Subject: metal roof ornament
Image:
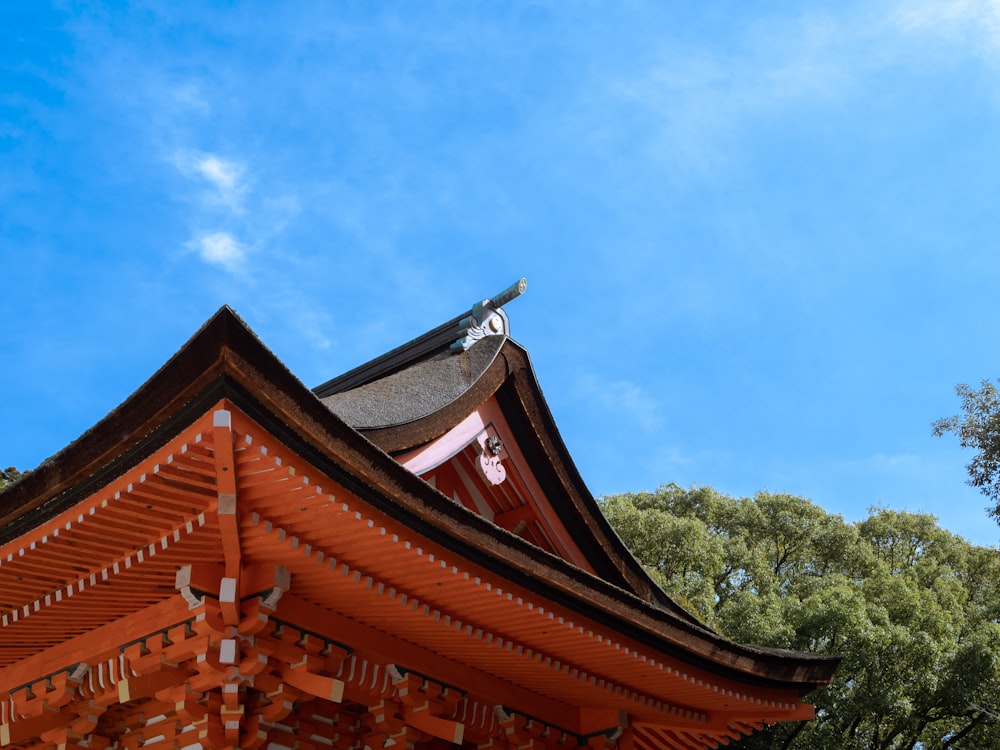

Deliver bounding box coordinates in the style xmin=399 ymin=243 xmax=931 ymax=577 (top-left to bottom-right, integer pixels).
xmin=450 ymin=278 xmax=527 ymax=353
xmin=477 ymin=432 xmax=507 ymax=486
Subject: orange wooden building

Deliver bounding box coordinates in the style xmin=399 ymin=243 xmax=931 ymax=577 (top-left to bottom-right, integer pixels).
xmin=0 ymin=282 xmax=837 ymax=750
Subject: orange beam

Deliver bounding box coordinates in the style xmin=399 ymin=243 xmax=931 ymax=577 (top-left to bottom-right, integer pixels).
xmin=275 ymin=593 xmax=580 ymax=733
xmin=213 ymin=408 xmax=242 ymax=587
xmin=493 ymin=505 xmax=537 ymax=531
xmin=0 ymin=595 xmax=191 ymax=689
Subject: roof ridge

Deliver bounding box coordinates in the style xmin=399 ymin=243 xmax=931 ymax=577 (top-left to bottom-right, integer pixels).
xmin=312 ymin=278 xmax=526 ymax=397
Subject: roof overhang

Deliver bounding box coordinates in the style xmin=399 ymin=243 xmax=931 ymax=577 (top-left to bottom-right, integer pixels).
xmin=0 ymin=307 xmax=839 ymax=749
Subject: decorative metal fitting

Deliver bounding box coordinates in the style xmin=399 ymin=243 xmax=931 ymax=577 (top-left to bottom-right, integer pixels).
xmin=450 ymin=278 xmax=527 ymax=352
xmin=485 ymin=435 xmax=503 ymax=456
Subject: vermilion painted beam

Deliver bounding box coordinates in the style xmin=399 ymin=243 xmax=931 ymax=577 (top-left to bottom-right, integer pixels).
xmin=213 ymin=408 xmax=242 ymax=616
xmin=402 ymin=705 xmax=464 ymax=744
xmin=275 ymin=592 xmax=581 ymax=733
xmin=0 ymin=595 xmax=191 ymax=690
xmin=493 ymin=504 xmax=537 ymax=530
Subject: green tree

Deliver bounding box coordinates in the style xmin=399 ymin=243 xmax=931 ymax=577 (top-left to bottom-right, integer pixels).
xmin=601 ymin=484 xmax=1000 ymax=750
xmin=0 ymin=466 xmax=21 ymax=492
xmin=933 ymin=379 xmax=1000 ymax=522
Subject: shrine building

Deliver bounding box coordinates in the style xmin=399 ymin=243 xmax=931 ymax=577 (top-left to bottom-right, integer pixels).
xmin=0 ymin=280 xmax=838 ymax=750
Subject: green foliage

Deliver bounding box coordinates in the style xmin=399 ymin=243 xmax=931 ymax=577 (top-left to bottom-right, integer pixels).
xmin=0 ymin=466 xmax=21 ymax=492
xmin=933 ymin=379 xmax=1000 ymax=521
xmin=601 ymin=484 xmax=1000 ymax=750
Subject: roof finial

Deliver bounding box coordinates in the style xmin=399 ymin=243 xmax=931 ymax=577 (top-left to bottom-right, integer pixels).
xmin=450 ymin=278 xmax=527 ymax=352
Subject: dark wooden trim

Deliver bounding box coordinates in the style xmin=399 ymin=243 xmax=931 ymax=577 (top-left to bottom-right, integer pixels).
xmin=312 ymin=313 xmax=467 ymax=397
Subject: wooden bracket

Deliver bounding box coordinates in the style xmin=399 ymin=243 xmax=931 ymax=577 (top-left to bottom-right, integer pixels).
xmin=213 ymin=409 xmax=243 ymax=627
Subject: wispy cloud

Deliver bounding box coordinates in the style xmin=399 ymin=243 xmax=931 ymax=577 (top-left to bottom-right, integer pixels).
xmin=173 ymin=150 xmax=247 ymax=212
xmin=595 ymin=1 xmax=1000 ymax=180
xmin=597 ymin=12 xmax=860 ymax=176
xmin=576 ymin=374 xmax=662 ymax=434
xmin=187 ymin=232 xmax=246 ymax=273
xmin=892 ymin=0 xmax=1000 ymax=63
xmin=170 ymin=148 xmax=258 ymax=275
xmin=168 ymin=82 xmax=210 ymax=115
xmin=893 ymin=0 xmax=1000 ymax=34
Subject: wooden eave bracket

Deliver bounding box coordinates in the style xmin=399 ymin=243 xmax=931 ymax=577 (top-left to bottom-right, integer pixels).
xmin=495 ymin=705 xmax=578 ymax=750
xmin=6 ymin=664 xmax=88 ymax=719
xmin=387 ymin=664 xmax=466 ymax=744
xmin=493 ymin=504 xmax=537 ymax=531
xmin=213 ymin=408 xmax=242 ymax=628
xmin=175 ymin=564 xmax=222 ymax=609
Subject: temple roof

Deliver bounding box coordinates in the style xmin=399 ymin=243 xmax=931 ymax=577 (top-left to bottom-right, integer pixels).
xmin=313 ymin=284 xmax=710 ymax=627
xmin=0 ymin=293 xmax=839 ymax=749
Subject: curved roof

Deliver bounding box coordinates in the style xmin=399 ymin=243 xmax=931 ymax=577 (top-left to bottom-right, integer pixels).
xmin=305 ymin=297 xmax=839 ymax=691
xmin=0 ymin=305 xmax=839 ymax=700
xmin=319 ymin=330 xmax=708 ymax=626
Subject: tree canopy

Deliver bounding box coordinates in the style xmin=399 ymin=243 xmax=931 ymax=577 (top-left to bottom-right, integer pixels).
xmin=0 ymin=466 xmax=21 ymax=492
xmin=601 ymin=484 xmax=1000 ymax=750
xmin=933 ymin=379 xmax=1000 ymax=522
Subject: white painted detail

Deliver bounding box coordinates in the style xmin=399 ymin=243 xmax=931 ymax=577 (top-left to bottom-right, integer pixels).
xmin=220 ymin=577 xmax=238 ymax=603
xmin=220 ymin=639 xmax=238 ymax=664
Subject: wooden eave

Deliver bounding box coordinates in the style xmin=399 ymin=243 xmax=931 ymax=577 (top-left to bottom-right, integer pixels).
xmin=0 ymin=401 xmax=819 ymax=750
xmin=0 ymin=307 xmax=838 ymax=699
xmin=331 ymin=337 xmax=707 ymax=630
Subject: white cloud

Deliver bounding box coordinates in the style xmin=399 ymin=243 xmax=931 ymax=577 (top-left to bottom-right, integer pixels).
xmin=196 ymin=155 xmax=242 ymax=194
xmin=172 ymin=149 xmax=256 ymax=275
xmin=188 ymin=232 xmax=246 ymax=273
xmin=173 ymin=150 xmax=247 ymax=212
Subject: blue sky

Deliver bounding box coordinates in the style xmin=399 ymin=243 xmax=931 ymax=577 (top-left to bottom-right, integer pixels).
xmin=3 ymin=2 xmax=1000 ymax=547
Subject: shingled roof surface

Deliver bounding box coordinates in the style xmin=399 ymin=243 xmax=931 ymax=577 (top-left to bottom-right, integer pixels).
xmin=321 ymin=335 xmax=505 ymax=429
